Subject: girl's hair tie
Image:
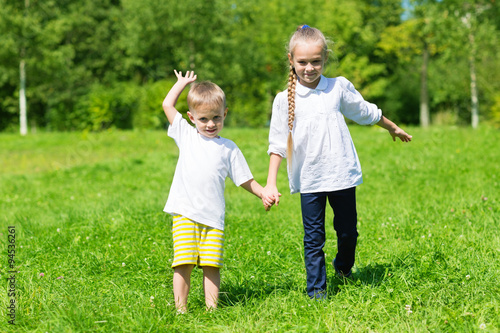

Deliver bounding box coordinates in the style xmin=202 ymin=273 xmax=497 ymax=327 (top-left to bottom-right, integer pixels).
xmin=301 ymin=25 xmax=310 ymax=29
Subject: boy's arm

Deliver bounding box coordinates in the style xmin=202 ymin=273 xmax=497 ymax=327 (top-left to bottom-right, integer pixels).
xmin=240 ymin=179 xmax=274 ymax=211
xmin=162 ymin=70 xmax=197 ymax=124
xmin=376 ymin=115 xmax=412 ymax=142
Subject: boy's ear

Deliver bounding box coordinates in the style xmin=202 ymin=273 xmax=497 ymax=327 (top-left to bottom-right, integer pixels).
xmin=223 ymin=108 xmax=228 ymax=118
xmin=187 ymin=111 xmax=195 ymax=123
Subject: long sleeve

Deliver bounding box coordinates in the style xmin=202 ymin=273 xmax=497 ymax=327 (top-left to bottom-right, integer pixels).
xmin=338 ymin=77 xmax=382 ymax=126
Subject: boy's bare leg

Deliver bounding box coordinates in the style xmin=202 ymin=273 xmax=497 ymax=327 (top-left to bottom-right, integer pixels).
xmin=202 ymin=266 xmax=220 ymax=310
xmin=173 ymin=264 xmax=195 ymax=313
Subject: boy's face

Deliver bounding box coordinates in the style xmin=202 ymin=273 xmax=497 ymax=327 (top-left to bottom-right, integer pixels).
xmin=187 ymin=105 xmax=228 ymax=139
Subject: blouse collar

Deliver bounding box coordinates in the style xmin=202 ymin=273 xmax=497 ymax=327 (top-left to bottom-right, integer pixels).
xmin=296 ymin=75 xmax=328 ymax=96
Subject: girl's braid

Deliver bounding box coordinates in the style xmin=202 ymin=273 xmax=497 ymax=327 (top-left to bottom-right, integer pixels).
xmin=285 ymin=24 xmax=329 ymax=169
xmin=287 ymin=64 xmax=297 ymax=164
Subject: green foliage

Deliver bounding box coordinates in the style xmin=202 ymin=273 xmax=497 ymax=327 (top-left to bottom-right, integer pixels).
xmin=378 ymin=65 xmax=420 ymax=124
xmin=73 ymin=82 xmax=138 ymax=131
xmin=0 ymin=127 xmax=499 ymax=331
xmin=226 ymin=79 xmax=272 ymax=127
xmin=0 ymin=0 xmax=499 ymax=130
xmin=490 ymin=94 xmax=500 ymax=128
xmin=336 ymin=54 xmax=389 ymax=100
xmin=73 ymin=80 xmax=189 ymax=131
xmin=134 ymin=80 xmax=188 ymax=130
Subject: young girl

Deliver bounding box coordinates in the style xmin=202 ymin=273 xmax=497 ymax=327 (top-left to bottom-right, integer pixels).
xmin=263 ymin=25 xmax=412 ymax=299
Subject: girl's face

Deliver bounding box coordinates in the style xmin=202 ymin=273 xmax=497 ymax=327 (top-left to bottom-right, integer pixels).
xmin=289 ymin=41 xmax=326 ymax=89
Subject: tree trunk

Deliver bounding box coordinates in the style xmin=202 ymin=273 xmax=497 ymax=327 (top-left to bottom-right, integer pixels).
xmin=419 ymin=44 xmax=430 ymax=127
xmin=461 ymin=9 xmax=479 ymax=128
xmin=469 ymin=31 xmax=479 ymax=129
xmin=20 ymin=0 xmax=29 ymax=136
xmin=19 ymin=59 xmax=27 ymax=136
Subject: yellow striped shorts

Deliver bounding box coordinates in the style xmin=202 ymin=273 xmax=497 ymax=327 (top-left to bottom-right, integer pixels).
xmin=171 ymin=215 xmax=224 ymax=268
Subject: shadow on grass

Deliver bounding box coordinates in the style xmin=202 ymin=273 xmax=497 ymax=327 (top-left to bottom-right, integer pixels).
xmin=327 ymin=262 xmax=394 ymax=295
xmin=218 ymin=263 xmax=394 ymax=306
xmin=218 ymin=278 xmax=301 ymax=308
xmin=355 ymin=262 xmax=394 ymax=286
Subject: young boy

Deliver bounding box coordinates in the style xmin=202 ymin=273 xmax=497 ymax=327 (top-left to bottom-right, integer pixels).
xmin=162 ymin=70 xmax=273 ymax=312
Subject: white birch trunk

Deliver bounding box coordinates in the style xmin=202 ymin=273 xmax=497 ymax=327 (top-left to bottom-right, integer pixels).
xmin=19 ymin=59 xmax=28 ymax=136
xmin=462 ymin=11 xmax=480 ymax=128
xmin=420 ymin=46 xmax=430 ymax=127
xmin=469 ymin=32 xmax=479 ymax=129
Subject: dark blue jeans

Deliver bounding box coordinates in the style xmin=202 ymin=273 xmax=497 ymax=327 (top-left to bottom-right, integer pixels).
xmin=300 ymin=187 xmax=358 ymax=298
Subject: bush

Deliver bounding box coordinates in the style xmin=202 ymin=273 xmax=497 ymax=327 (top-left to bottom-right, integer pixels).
xmin=74 ymin=82 xmax=140 ymax=131
xmin=225 ymin=80 xmax=271 ymax=127
xmin=72 ymin=80 xmax=189 ymax=131
xmin=490 ymin=94 xmax=500 ymax=129
xmin=133 ymin=79 xmax=188 ymax=129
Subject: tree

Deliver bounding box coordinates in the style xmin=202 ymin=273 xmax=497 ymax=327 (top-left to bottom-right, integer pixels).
xmin=0 ymin=0 xmax=497 ymax=131
xmin=0 ymin=0 xmax=30 ymax=133
xmin=377 ymin=0 xmax=443 ymax=127
xmin=453 ymin=1 xmax=493 ymax=128
xmin=435 ymin=0 xmax=498 ymax=127
xmin=317 ymin=0 xmax=404 ymax=123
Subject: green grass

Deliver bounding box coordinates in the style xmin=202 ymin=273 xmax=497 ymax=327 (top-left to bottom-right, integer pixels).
xmin=0 ymin=126 xmax=499 ymax=332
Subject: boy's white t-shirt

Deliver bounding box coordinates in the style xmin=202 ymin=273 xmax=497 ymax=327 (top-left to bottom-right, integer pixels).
xmin=164 ymin=112 xmax=253 ymax=231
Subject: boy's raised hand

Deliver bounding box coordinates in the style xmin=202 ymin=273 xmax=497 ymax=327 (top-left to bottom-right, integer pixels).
xmin=163 ymin=70 xmax=197 ymax=124
xmin=174 ymin=70 xmax=197 ymax=85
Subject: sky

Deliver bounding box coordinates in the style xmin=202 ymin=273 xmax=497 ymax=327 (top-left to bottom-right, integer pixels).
xmin=401 ymin=0 xmax=413 ymax=21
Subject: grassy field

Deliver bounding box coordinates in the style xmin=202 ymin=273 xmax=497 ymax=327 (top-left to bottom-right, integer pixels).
xmin=0 ymin=126 xmax=498 ymax=332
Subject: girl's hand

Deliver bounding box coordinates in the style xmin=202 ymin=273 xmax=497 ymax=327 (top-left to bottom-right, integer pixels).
xmin=174 ymin=70 xmax=197 ymax=86
xmin=390 ymin=127 xmax=412 ymax=142
xmin=377 ymin=116 xmax=412 ymax=143
xmin=262 ymin=185 xmax=282 ymax=208
xmin=261 ymin=193 xmax=277 ymax=211
xmin=262 ymin=197 xmax=273 ymax=211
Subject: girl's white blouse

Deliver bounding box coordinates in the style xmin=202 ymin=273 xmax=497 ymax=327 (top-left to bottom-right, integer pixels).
xmin=268 ymin=76 xmax=382 ymax=194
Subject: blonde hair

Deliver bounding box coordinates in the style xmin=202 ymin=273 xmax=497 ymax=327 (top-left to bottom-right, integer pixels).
xmin=286 ymin=25 xmax=330 ymax=164
xmin=187 ymin=81 xmax=226 ymax=112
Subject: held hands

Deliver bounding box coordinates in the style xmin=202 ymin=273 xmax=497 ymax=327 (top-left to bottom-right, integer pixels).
xmin=261 ymin=185 xmax=282 ymax=211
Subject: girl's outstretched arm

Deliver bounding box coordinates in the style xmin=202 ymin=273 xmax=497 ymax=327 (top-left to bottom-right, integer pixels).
xmin=162 ymin=70 xmax=197 ymax=124
xmin=262 ymin=153 xmax=283 ymax=207
xmin=377 ymin=115 xmax=412 ymax=142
